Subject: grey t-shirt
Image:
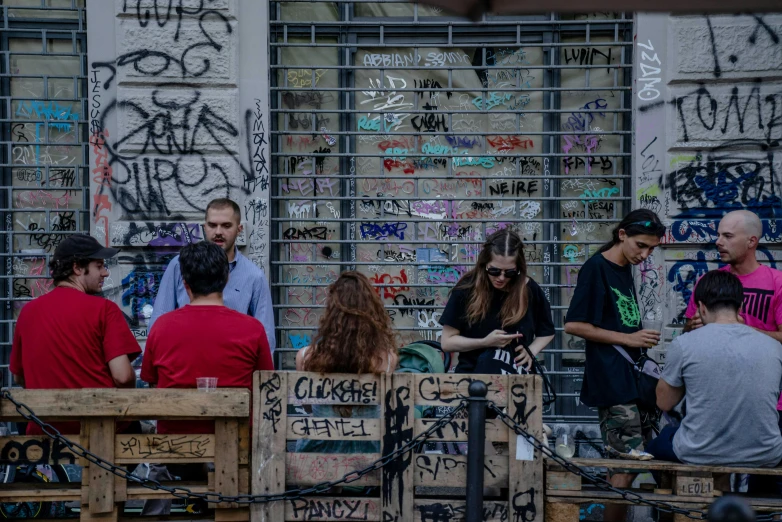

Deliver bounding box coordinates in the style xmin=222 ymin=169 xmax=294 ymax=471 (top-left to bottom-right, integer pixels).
xmin=662 ymin=323 xmax=782 ymax=467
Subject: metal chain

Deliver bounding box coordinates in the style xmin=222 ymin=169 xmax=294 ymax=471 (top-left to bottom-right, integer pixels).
xmin=0 ymin=389 xmax=467 ymax=505
xmin=488 ymin=402 xmax=782 ymax=522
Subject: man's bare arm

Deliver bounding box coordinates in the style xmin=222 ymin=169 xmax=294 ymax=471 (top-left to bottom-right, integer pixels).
xmin=754 ymin=325 xmax=782 ymax=343
xmin=656 ymin=378 xmax=685 ymax=411
xmin=564 ymin=322 xmax=660 ymax=348
xmin=108 ymin=355 xmax=136 ymax=388
xmin=12 ymin=373 xmax=24 ymax=387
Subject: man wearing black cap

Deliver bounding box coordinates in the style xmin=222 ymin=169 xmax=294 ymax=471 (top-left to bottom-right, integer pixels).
xmin=9 ymin=234 xmax=141 ymax=435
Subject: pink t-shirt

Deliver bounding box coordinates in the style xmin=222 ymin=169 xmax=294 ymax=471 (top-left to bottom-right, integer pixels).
xmin=685 ymin=264 xmax=782 ymax=409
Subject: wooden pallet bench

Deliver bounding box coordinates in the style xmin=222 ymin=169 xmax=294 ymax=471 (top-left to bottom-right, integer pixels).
xmin=0 ymin=388 xmax=250 ymax=522
xmin=545 ymin=457 xmax=782 ymax=521
xmin=13 ymin=374 xmax=773 ymax=522
xmin=253 ymin=371 xmax=545 ymax=522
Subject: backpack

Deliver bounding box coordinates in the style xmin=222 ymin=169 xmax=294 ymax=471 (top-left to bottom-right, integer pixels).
xmin=396 ymin=341 xmax=450 ymax=374
xmin=396 ymin=341 xmax=465 ymax=455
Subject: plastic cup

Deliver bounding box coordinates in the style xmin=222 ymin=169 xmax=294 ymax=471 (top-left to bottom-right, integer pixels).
xmin=197 ymin=377 xmax=218 ymax=392
xmin=555 ymin=433 xmax=576 ymax=459
xmin=642 ymin=319 xmax=663 ymax=348
xmin=642 ymin=319 xmax=663 ymax=333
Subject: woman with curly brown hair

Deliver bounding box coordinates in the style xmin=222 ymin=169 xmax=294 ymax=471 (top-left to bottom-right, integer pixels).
xmin=295 ymin=271 xmax=398 ymax=454
xmin=440 ymin=228 xmax=554 ymax=375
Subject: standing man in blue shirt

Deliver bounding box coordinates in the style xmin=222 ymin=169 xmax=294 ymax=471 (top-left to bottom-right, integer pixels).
xmin=149 ymin=198 xmax=276 ymax=353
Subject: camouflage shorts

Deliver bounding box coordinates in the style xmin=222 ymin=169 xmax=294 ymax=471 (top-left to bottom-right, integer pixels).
xmin=598 ymin=403 xmax=655 ymax=455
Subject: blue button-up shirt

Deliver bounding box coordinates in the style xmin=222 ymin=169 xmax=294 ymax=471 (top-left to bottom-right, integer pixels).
xmin=148 ymin=249 xmax=276 ymax=352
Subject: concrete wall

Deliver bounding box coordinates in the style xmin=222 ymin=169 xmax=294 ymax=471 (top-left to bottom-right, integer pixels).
xmin=634 ymin=13 xmax=782 ymax=355
xmin=87 ymin=0 xmax=270 ymax=339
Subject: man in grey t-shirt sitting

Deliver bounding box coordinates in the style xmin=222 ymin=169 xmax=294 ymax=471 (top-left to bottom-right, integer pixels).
xmin=648 ymin=270 xmax=782 ymax=467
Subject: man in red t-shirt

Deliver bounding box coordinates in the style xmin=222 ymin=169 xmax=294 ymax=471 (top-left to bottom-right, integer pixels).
xmin=141 ymin=241 xmax=273 ymax=433
xmin=10 ymin=234 xmax=141 ymax=435
xmin=140 ymin=241 xmax=273 ymax=516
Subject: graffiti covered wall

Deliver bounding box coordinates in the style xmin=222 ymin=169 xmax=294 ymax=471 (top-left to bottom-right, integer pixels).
xmin=87 ymin=0 xmax=270 ymax=341
xmin=634 ymin=13 xmax=782 ymax=355
xmin=271 ymin=6 xmax=636 ymax=422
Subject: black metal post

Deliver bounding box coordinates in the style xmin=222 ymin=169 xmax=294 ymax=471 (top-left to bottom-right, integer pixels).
xmin=466 ymin=380 xmax=488 ymax=522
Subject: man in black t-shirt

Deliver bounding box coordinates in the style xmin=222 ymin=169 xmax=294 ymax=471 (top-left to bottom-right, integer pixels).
xmin=566 ymin=254 xmax=648 ymax=416
xmin=564 ymin=212 xmax=665 ymax=522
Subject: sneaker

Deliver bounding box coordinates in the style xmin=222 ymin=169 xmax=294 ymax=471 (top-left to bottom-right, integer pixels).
xmin=605 ymin=445 xmax=654 ymax=461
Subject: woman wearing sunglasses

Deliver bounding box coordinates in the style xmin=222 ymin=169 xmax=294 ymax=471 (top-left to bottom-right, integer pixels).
xmin=440 ymin=228 xmax=555 ymax=375
xmin=564 ymin=208 xmax=665 ymax=522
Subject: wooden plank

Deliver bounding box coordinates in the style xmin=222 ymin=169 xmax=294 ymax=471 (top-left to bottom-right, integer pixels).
xmin=548 ymin=458 xmax=782 ymax=476
xmin=285 ymin=497 xmax=382 ymax=521
xmin=285 ymin=453 xmax=382 ymax=486
xmin=0 ymin=483 xmax=80 ymax=501
xmin=87 ymin=417 xmax=115 ymax=515
xmin=508 ymin=375 xmax=544 ymax=522
xmin=253 ymin=371 xmax=288 ymax=522
xmin=415 ymin=374 xmax=509 ymax=407
xmin=239 ymin=420 xmax=250 ymax=466
xmin=80 ymin=506 xmax=118 ymax=522
xmin=215 ymin=419 xmax=240 ymax=509
xmin=114 ymin=434 xmax=215 ymax=463
xmin=545 ymin=502 xmax=580 ymax=522
xmin=413 ymin=500 xmax=509 ymax=522
xmin=545 ymin=494 xmax=697 ymax=508
xmin=116 ymin=518 xmax=217 ymax=522
xmin=240 ymin=465 xmax=249 ymax=494
xmin=287 ymin=372 xmax=381 ymax=405
xmin=0 ymin=436 xmax=79 ymax=465
xmin=675 ymin=473 xmax=714 ymax=497
xmin=80 ymin=420 xmax=91 ymax=470
xmin=545 ymin=488 xmax=716 ymax=503
xmin=114 ymin=472 xmax=127 ymax=504
xmin=546 ymin=471 xmax=581 ymax=491
xmin=380 ymin=373 xmax=415 ymax=522
xmin=413 ymin=454 xmax=509 ymax=488
xmin=414 ymin=418 xmax=508 ymax=442
xmin=287 ymin=416 xmax=380 ymax=441
xmin=0 ymin=388 xmax=250 ymax=419
xmin=127 ymin=482 xmax=209 ymax=499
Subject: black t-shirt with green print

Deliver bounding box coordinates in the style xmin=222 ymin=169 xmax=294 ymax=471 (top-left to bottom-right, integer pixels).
xmin=565 ymin=253 xmax=642 ymax=408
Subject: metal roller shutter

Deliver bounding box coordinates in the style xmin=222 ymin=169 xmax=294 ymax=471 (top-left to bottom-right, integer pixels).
xmin=270 ymin=2 xmax=634 ymax=422
xmin=0 ymin=2 xmax=87 ymax=388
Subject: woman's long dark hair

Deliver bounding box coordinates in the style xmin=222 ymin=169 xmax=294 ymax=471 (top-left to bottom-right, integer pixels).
xmin=454 ymin=228 xmax=528 ymax=328
xmin=597 ymin=209 xmax=666 ymax=254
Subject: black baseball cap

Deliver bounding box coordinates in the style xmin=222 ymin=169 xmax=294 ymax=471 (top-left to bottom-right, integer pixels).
xmin=53 ymin=234 xmax=119 ymax=261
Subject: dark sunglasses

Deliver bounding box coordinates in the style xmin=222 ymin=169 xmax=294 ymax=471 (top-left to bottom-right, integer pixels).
xmin=486 ymin=266 xmax=519 ymax=278
xmin=629 ymin=220 xmax=666 ymax=234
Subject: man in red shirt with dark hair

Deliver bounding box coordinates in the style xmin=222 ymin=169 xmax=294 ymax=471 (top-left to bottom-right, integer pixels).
xmin=141 ymin=240 xmax=273 ymax=432
xmin=141 ymin=240 xmax=273 ymax=516
xmin=10 ymin=234 xmax=141 ymax=435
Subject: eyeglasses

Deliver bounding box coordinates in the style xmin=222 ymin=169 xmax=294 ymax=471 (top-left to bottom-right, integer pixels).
xmin=629 ymin=220 xmax=666 ymax=233
xmin=486 ymin=266 xmax=519 ymax=278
